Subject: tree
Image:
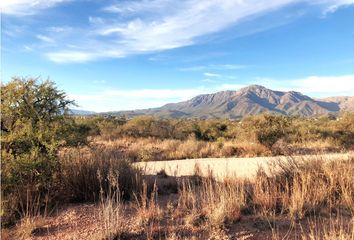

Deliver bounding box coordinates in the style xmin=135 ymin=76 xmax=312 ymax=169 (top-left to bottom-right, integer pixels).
xmin=1 ymin=77 xmax=88 ymax=224
xmin=241 ymin=114 xmax=290 ymax=149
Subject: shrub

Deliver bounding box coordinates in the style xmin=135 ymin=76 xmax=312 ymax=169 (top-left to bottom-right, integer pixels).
xmin=59 ymin=146 xmax=142 ymax=202
xmin=239 ymin=114 xmax=290 ymax=150
xmin=1 ymin=77 xmax=89 ymax=225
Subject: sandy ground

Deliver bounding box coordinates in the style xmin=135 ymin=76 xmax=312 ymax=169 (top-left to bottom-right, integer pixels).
xmin=134 ymin=152 xmax=354 ymax=180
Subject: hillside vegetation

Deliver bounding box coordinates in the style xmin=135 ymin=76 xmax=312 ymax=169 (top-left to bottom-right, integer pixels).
xmin=74 ymin=111 xmax=354 ymax=162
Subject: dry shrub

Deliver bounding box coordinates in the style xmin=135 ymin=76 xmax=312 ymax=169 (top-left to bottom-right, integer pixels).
xmin=99 ymin=170 xmax=130 ymax=240
xmin=13 ymin=216 xmax=47 ymax=240
xmin=252 ymin=168 xmax=281 ymax=215
xmin=178 ymin=178 xmax=246 ymax=228
xmin=134 ymin=181 xmax=162 ymax=227
xmin=252 ymin=157 xmax=354 ymax=220
xmin=98 ymin=156 xmax=352 ymax=239
xmin=93 ymin=136 xmax=273 ymax=163
xmin=59 ymin=145 xmax=142 ymax=202
xmin=302 ymin=217 xmax=354 ymax=240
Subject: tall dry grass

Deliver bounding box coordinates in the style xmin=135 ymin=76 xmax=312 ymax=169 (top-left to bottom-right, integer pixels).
xmin=59 ymin=145 xmax=142 ymax=202
xmin=177 ymin=178 xmax=246 ymax=228
xmin=96 ymin=155 xmax=354 ymax=240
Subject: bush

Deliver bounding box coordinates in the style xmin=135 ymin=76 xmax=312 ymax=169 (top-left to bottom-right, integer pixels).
xmin=239 ymin=114 xmax=290 ymax=150
xmin=1 ymin=77 xmax=89 ymax=225
xmin=59 ymin=146 xmax=142 ymax=202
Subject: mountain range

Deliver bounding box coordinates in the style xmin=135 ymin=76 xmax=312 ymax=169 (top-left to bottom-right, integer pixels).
xmin=101 ymin=85 xmax=353 ymax=119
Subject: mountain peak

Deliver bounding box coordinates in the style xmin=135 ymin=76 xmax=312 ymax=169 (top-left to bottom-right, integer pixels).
xmin=109 ymin=85 xmax=353 ymax=119
xmin=239 ymin=84 xmax=268 ymax=92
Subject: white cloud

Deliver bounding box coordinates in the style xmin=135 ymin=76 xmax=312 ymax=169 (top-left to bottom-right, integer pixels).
xmin=36 ymin=34 xmax=55 ymax=43
xmin=47 ymin=52 xmax=97 ymax=63
xmin=68 ymin=74 xmax=353 ymax=111
xmin=69 ymin=87 xmax=210 ymax=111
xmin=46 ymin=26 xmax=72 ymax=33
xmin=4 ymin=0 xmax=353 ymax=62
xmin=88 ymin=16 xmax=104 ymax=25
xmin=45 ymin=0 xmax=354 ymax=62
xmin=202 ymin=72 xmax=238 ymax=81
xmin=46 ymin=50 xmax=125 ymax=63
xmin=204 ymin=72 xmax=221 ymax=77
xmin=255 ymin=74 xmax=354 ymax=96
xmin=0 ymin=0 xmax=70 ymax=16
xmin=24 ymin=45 xmax=33 ymax=51
xmin=290 ymin=75 xmax=354 ymax=95
xmin=104 ymin=88 xmax=208 ymax=100
xmin=179 ymin=64 xmax=247 ymax=72
xmin=321 ymin=0 xmax=354 ymax=14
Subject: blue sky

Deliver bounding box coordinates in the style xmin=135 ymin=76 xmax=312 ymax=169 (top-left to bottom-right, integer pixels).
xmin=2 ymin=0 xmax=354 ymax=112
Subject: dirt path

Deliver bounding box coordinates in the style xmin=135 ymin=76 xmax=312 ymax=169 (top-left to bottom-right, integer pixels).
xmin=134 ymin=152 xmax=353 ymax=180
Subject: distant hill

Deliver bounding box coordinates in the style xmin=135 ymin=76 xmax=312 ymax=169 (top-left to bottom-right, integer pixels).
xmin=104 ymin=85 xmax=354 ymax=119
xmin=320 ymin=96 xmax=354 ymax=112
xmin=69 ymin=109 xmax=96 ymax=116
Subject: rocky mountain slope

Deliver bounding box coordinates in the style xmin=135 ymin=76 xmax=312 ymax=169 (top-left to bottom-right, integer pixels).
xmin=107 ymin=85 xmax=354 ymax=119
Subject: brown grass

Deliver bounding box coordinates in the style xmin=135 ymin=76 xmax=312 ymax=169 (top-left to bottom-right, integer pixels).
xmin=5 ymin=148 xmax=353 ymax=239
xmin=93 ymin=136 xmax=272 ymax=162
xmin=92 ymin=136 xmax=347 ymax=163
xmin=99 ymin=156 xmax=353 ymax=239
xmin=59 ymin=145 xmax=142 ymax=202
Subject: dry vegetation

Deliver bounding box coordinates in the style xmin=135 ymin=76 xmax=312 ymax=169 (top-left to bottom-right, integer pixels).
xmin=2 ymin=78 xmax=354 ymax=239
xmin=3 ymin=148 xmax=353 ymax=239
xmin=96 ymin=156 xmax=354 ymax=239
xmin=76 ymin=112 xmax=354 ymax=162
xmin=92 ymin=136 xmax=271 ymax=161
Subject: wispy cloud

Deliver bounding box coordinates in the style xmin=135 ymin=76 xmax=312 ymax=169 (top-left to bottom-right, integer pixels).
xmin=46 ymin=26 xmax=73 ymax=33
xmin=46 ymin=1 xmax=354 ymax=62
xmin=179 ymin=64 xmax=247 ymax=72
xmin=47 ymin=51 xmax=102 ymax=63
xmin=1 ymin=0 xmax=71 ymax=16
xmin=36 ymin=34 xmax=55 ymax=43
xmin=322 ymin=0 xmax=354 ymax=15
xmin=4 ymin=0 xmax=354 ymax=62
xmin=204 ymin=72 xmax=221 ymax=77
xmin=202 ymin=72 xmax=237 ymax=82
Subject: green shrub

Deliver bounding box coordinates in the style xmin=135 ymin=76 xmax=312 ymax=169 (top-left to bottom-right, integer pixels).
xmin=239 ymin=114 xmax=290 ymax=150
xmin=1 ymin=77 xmax=89 ymax=225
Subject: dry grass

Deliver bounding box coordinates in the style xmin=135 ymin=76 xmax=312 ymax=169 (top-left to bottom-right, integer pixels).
xmin=301 ymin=217 xmax=354 ymax=240
xmin=94 ymin=136 xmax=272 ymax=162
xmin=5 ymin=151 xmax=353 ymax=239
xmin=177 ymin=178 xmax=246 ymax=228
xmin=93 ymin=136 xmax=347 ymax=163
xmin=95 ymin=156 xmax=354 ymax=240
xmin=59 ymin=145 xmax=142 ymax=202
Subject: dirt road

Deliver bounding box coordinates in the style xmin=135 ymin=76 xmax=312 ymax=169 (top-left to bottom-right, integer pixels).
xmin=134 ymin=152 xmax=353 ymax=180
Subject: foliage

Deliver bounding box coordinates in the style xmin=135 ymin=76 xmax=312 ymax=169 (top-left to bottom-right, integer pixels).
xmin=83 ymin=112 xmax=354 ymax=151
xmin=1 ymin=77 xmax=89 ymax=225
xmin=239 ymin=114 xmax=291 ymax=149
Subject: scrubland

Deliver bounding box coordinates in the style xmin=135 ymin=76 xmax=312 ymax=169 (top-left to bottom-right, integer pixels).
xmin=3 ymin=150 xmax=353 ymax=239
xmin=2 ymin=78 xmax=354 ymax=239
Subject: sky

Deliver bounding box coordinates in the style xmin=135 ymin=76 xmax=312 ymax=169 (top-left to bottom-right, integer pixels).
xmin=1 ymin=0 xmax=354 ymax=112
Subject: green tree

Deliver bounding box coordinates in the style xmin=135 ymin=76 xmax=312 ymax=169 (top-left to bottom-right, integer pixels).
xmin=1 ymin=77 xmax=88 ymax=224
xmin=241 ymin=114 xmax=290 ymax=149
